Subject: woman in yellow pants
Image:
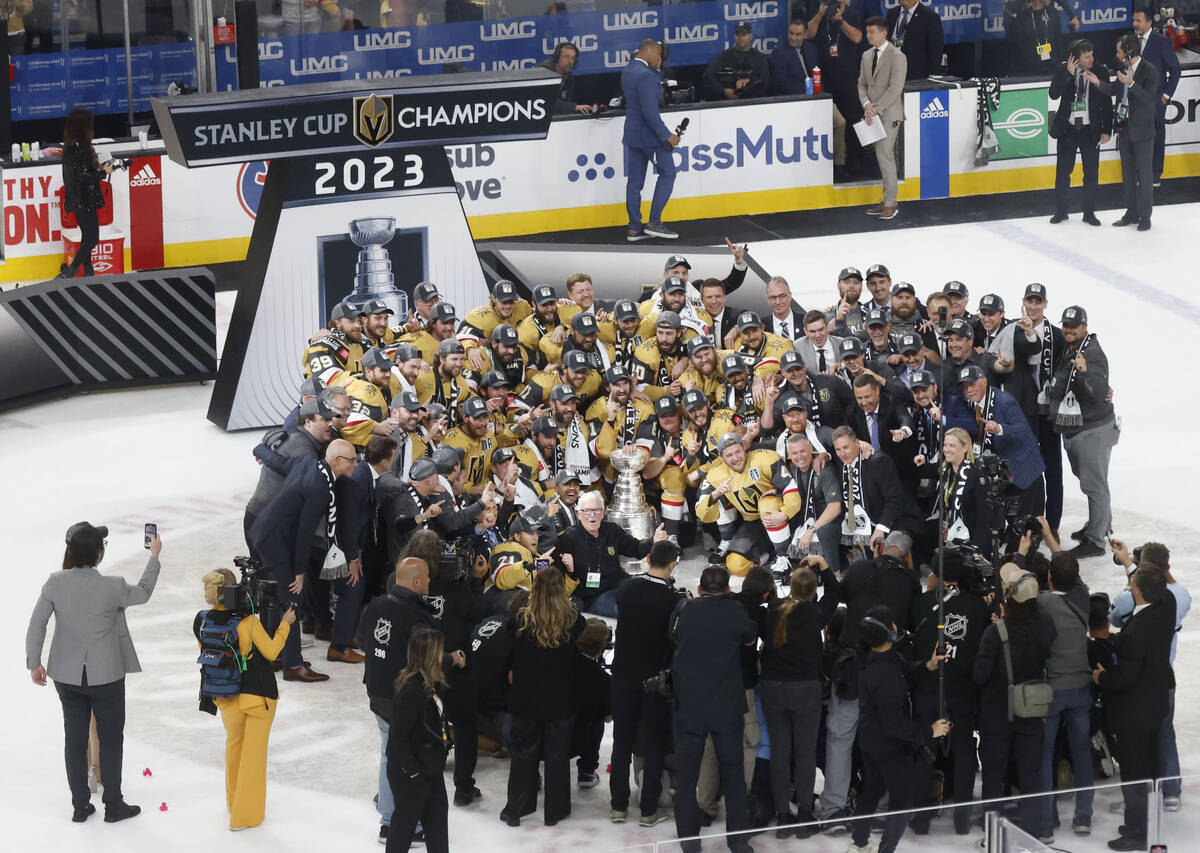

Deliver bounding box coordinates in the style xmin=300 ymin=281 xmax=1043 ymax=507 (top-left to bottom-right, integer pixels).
xmin=196 ymin=569 xmax=294 ymax=831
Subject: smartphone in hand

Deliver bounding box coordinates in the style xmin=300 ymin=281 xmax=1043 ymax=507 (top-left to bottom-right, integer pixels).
xmin=144 ymin=523 xmax=157 ymax=549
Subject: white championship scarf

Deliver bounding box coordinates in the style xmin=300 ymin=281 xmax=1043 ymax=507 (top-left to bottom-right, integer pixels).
xmin=650 ymin=296 xmax=711 ymax=337
xmin=574 ymin=342 xmax=611 ymax=372
xmin=561 ymin=416 xmax=598 ymax=484
xmin=493 ymin=472 xmax=540 ymax=512
xmin=788 ymin=467 xmax=824 ymax=559
xmin=840 ymin=459 xmax=874 ymax=545
xmin=942 ymin=461 xmax=973 ymax=544
xmin=972 ymin=386 xmax=997 ymax=454
xmin=319 ymin=460 xmax=348 ymax=580
xmin=1054 ymin=333 xmax=1091 ymax=429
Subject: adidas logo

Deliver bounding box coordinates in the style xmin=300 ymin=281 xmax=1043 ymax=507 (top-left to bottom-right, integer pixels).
xmin=129 ymin=164 xmax=161 ymax=187
xmin=921 ymin=97 xmax=949 ymax=119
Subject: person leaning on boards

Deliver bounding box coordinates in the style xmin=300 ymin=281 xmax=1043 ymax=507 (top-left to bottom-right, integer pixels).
xmin=26 ymin=522 xmax=162 ymax=824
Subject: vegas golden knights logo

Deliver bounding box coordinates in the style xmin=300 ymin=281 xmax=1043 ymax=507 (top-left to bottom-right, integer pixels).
xmin=353 ymin=94 xmax=395 ymax=147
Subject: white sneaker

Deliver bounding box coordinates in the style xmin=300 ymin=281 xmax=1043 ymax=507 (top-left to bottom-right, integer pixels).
xmin=300 ymin=634 xmax=314 ymax=649
xmin=845 ymin=842 xmax=879 ymax=853
xmin=1165 ymin=795 xmax=1181 ymax=811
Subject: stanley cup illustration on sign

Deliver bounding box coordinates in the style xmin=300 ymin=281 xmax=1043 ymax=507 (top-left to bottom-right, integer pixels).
xmin=347 ymin=217 xmax=411 ymax=321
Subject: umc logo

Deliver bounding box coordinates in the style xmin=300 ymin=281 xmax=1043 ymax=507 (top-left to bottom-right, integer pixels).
xmin=480 ymin=20 xmax=536 ymax=41
xmin=664 ymin=24 xmax=721 ymax=43
xmin=259 ymin=41 xmax=285 ymax=60
xmin=543 ymin=34 xmax=599 ymax=53
xmin=940 ymin=3 xmax=982 ymax=21
xmin=290 ymin=54 xmax=349 ymax=75
xmin=354 ymin=30 xmax=412 ymax=50
xmin=417 ymin=45 xmax=475 ymax=64
xmin=353 ymin=93 xmax=395 ymax=147
xmin=1081 ymin=7 xmax=1128 ymax=24
xmin=723 ymin=1 xmax=779 ymax=19
xmin=603 ymin=10 xmax=658 ymax=30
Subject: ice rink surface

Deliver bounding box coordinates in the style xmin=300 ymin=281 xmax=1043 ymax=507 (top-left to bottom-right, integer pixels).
xmin=4 ymin=203 xmax=1200 ymax=852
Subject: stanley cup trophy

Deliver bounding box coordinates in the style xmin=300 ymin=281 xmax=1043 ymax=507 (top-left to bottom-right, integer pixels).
xmin=347 ymin=216 xmax=410 ymax=321
xmin=607 ymin=445 xmax=659 ymax=569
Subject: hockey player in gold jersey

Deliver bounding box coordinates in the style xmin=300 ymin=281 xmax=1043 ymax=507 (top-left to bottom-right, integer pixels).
xmin=336 ymin=347 xmax=397 ymax=448
xmin=457 ymin=280 xmax=533 ymax=370
xmin=360 ymin=298 xmax=398 ymax=357
xmin=695 ymin=433 xmax=802 ymax=577
xmin=413 ymin=338 xmax=472 ymax=417
xmin=302 ymin=300 xmax=365 ymax=385
xmin=636 ymin=394 xmax=690 ymax=542
xmin=728 ymin=310 xmax=793 ymax=380
xmin=631 ymin=311 xmax=691 ymax=403
xmin=517 ymin=285 xmax=562 ymax=371
xmin=679 ymin=389 xmax=739 ymax=484
xmin=398 ymin=301 xmax=458 ymax=363
xmin=586 ymin=364 xmax=654 ymax=481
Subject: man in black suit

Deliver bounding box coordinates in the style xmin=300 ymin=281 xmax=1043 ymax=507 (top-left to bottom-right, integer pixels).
xmin=250 ymin=437 xmax=360 ymax=682
xmin=699 ymin=276 xmax=744 ymax=349
xmin=1049 ymin=39 xmax=1113 ymax=226
xmin=671 ymin=566 xmax=756 ymax=853
xmin=830 ymin=425 xmax=923 ymax=552
xmin=765 ymin=276 xmax=806 ymax=343
xmin=848 ymin=373 xmax=917 ymax=487
xmin=886 ymin=0 xmax=943 ymax=80
xmin=1132 ymin=6 xmax=1182 ymax=183
xmin=1093 ymin=33 xmax=1158 ymax=230
xmin=1094 ymin=564 xmax=1177 ymax=850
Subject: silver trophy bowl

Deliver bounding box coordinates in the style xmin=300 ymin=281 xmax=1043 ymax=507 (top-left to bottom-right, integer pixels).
xmin=349 ymin=217 xmax=396 ymax=247
xmin=347 ymin=216 xmax=409 ymax=321
xmin=607 ymin=446 xmax=659 ymax=548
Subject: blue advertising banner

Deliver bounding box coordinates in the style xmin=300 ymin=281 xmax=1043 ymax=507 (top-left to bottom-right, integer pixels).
xmin=918 ymin=89 xmax=950 ymax=198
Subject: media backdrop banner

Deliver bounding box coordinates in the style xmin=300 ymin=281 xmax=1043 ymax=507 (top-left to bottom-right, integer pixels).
xmin=208 ymin=148 xmax=488 ymax=430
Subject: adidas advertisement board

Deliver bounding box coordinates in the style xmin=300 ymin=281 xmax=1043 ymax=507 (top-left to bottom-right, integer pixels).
xmin=918 ymin=91 xmax=951 ymax=199
xmin=207 ymin=148 xmax=489 ymax=431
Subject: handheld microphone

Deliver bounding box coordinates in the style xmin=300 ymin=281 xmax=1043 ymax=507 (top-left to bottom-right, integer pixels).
xmin=675 ymin=117 xmax=689 ymax=137
xmin=937 ymin=306 xmax=947 ymax=328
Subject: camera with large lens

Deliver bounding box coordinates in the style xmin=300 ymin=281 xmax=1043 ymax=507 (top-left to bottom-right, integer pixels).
xmin=440 ymin=537 xmax=475 ymax=582
xmin=224 ymin=555 xmax=279 ymax=614
xmin=943 ymin=543 xmax=998 ymax=598
xmin=1014 ymin=515 xmax=1042 ymax=537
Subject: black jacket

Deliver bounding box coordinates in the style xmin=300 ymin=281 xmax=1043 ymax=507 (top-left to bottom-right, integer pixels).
xmin=1099 ymin=57 xmax=1159 ymax=142
xmin=507 ymin=611 xmax=586 ymax=721
xmin=1005 ymin=2 xmax=1063 ymax=76
xmin=833 ymin=452 xmax=925 ymax=538
xmin=1044 ymin=333 xmax=1114 ymax=436
xmin=537 ymin=57 xmax=578 ymax=114
xmin=249 ymin=457 xmax=334 ymax=583
xmin=358 ymin=587 xmax=439 ymax=717
xmin=838 ymin=554 xmax=922 ymax=650
xmin=761 ymin=566 xmax=840 ymax=682
xmin=387 ymin=675 xmax=447 ymax=776
xmin=857 ymin=647 xmax=928 ymax=756
xmin=973 ymin=609 xmax=1055 ymax=731
xmin=469 ymin=612 xmax=514 ymax=716
xmin=574 ymin=653 xmax=613 ymax=718
xmin=378 ymin=473 xmax=485 ymax=565
xmin=1049 ymin=61 xmax=1113 ymax=141
xmin=910 ymin=586 xmax=991 ymax=701
xmin=939 ymin=462 xmax=993 ymax=554
xmin=426 ymin=571 xmax=485 ymax=659
xmin=702 ymin=46 xmax=770 ymax=101
xmin=777 ymin=373 xmax=855 ymax=428
xmin=887 ymin=2 xmax=944 ymax=80
xmin=336 ymin=462 xmax=379 ymax=562
xmin=61 ymin=141 xmax=105 ymax=214
xmin=612 ymin=574 xmax=685 ymax=683
xmin=1098 ymin=591 xmax=1177 ymax=736
xmin=556 ymin=521 xmax=653 ymax=602
xmin=848 ymin=398 xmax=918 ymax=484
xmin=672 ymin=594 xmax=756 ymax=730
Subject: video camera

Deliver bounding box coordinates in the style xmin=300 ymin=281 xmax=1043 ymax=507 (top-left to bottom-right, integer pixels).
xmin=223 ymin=556 xmax=279 ymax=614
xmin=440 ymin=537 xmax=477 ymax=583
xmin=942 ymin=543 xmax=998 ymax=598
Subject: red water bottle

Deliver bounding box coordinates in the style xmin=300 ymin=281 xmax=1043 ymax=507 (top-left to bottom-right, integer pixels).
xmin=812 ymin=67 xmax=822 ymax=95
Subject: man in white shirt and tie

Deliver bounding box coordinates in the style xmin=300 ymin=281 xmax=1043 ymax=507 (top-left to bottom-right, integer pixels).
xmin=797 ymin=310 xmax=844 ymax=374
xmin=766 ymin=276 xmax=805 ymax=342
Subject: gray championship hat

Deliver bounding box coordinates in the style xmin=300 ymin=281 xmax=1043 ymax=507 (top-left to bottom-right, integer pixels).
xmin=438 ymin=338 xmax=465 ymax=356
xmin=605 ymin=363 xmax=632 ymax=384
xmin=780 ymin=350 xmax=804 ymax=371
xmin=682 ymin=388 xmax=708 ymax=411
xmin=946 ymin=319 xmax=974 ymax=338
xmin=866 ymin=263 xmax=890 ymax=279
xmin=780 ymin=392 xmax=806 ymax=413
xmin=686 ymin=334 xmax=715 ymax=356
xmin=721 ymin=353 xmax=748 ymax=377
xmin=362 ymin=298 xmax=393 ymax=316
xmin=413 ymin=281 xmax=439 ymax=302
xmin=491 ymin=446 xmax=516 ymax=466
xmin=331 ymin=300 xmax=365 ymax=322
xmin=865 ymin=308 xmax=889 ymax=327
xmin=663 ymin=275 xmax=687 ymax=294
xmin=531 ymin=415 xmax=559 ymax=436
xmin=890 ymin=281 xmax=915 ymax=296
xmin=716 ymin=432 xmax=742 ymax=452
xmin=461 ymin=396 xmax=489 ymax=419
xmin=491 ymin=324 xmax=519 ymax=346
xmin=434 ymin=446 xmax=464 ymax=473
xmin=299 ymin=396 xmax=337 ymax=419
xmin=654 ymin=395 xmax=680 ymax=416
xmin=1024 ymin=282 xmax=1047 ymax=300
xmin=943 ymin=280 xmax=969 ymax=298
xmin=571 ymin=312 xmax=600 ymax=335
xmin=492 ymin=280 xmax=518 ymax=302
xmin=656 ymin=310 xmax=682 ymax=330
xmin=613 ymin=299 xmax=640 ymax=322
xmin=533 ymin=284 xmax=557 ymax=305
xmin=664 ymin=254 xmax=691 ymax=271
xmin=361 ymin=347 xmax=394 ymax=371
xmin=397 ymin=391 xmax=423 ymax=412
xmin=554 ymin=469 xmax=583 ymax=486
xmin=909 ymin=369 xmax=935 ymax=389
xmin=394 ymin=342 xmax=421 ymax=362
xmin=897 ymin=332 xmax=921 ymax=353
xmin=409 ymin=457 xmax=438 ymax=481
xmin=838 ymin=337 xmax=863 ymax=358
xmin=430 ymin=302 xmax=457 ymax=323
xmin=562 ymin=350 xmax=590 ymax=373
xmin=736 ymin=310 xmax=762 ymax=331
xmin=957 ymin=364 xmax=986 ymax=384
xmin=1061 ymin=306 xmax=1088 ymax=327
xmin=298 ymin=376 xmax=323 ymax=398
xmin=478 ymin=370 xmax=510 ymax=389
xmin=838 ymin=266 xmax=863 ymax=281
xmin=978 ymin=294 xmax=1004 ymax=314
xmin=549 ymin=384 xmax=577 ymax=403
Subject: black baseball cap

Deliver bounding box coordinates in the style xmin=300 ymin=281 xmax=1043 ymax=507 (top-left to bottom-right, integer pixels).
xmin=437 ymin=338 xmax=465 ymax=356
xmin=736 ymin=311 xmax=761 ymax=331
xmin=865 ymin=308 xmax=889 ymax=328
xmin=654 ymin=395 xmax=680 ymax=416
xmin=431 ymin=302 xmax=457 ymax=323
xmin=549 ymin=384 xmax=577 ymax=403
xmin=664 ymin=255 xmax=690 ymax=271
xmin=331 ymin=300 xmax=365 ymax=322
xmin=1024 ymin=283 xmax=1047 ymax=300
xmin=978 ymin=294 xmax=1005 ymax=314
xmin=605 ymin=363 xmax=632 ymax=384
xmin=866 ymin=264 xmax=890 ymax=279
xmin=958 ymin=364 xmax=986 ymax=385
xmin=300 ymin=396 xmax=337 ymax=419
xmin=909 ymin=369 xmax=935 ymax=389
xmin=897 ymin=333 xmax=921 ymax=354
xmin=461 ymin=396 xmax=488 ymax=419
xmin=434 ymin=446 xmax=465 ymax=472
xmin=571 ymin=312 xmax=600 ymax=335
xmin=780 ymin=393 xmax=806 ymax=413
xmin=562 ymin=350 xmax=589 ymax=373
xmin=838 ymin=337 xmax=863 ymax=358
xmin=413 ymin=281 xmax=439 ymax=302
xmin=838 ymin=266 xmax=863 ymax=281
xmin=492 ymin=280 xmax=518 ymax=303
xmin=362 ymin=298 xmax=393 ymax=316
xmin=397 ymin=391 xmax=423 ymax=412
xmin=613 ymin=299 xmax=640 ymax=322
xmin=554 ymin=469 xmax=582 ymax=486
xmin=531 ymin=415 xmax=559 ymax=436
xmin=65 ymin=521 xmax=108 ymax=548
xmin=1061 ymin=306 xmax=1088 ymax=327
xmin=716 ymin=432 xmax=741 ymax=452
xmin=734 ymin=21 xmax=752 ymax=34
xmin=721 ymin=353 xmax=748 ymax=377
xmin=298 ymin=376 xmax=322 ymax=398
xmin=478 ymin=370 xmax=510 ymax=389
xmin=780 ymin=350 xmax=804 ymax=371
xmin=663 ymin=275 xmax=687 ymax=294
xmin=686 ymin=334 xmax=715 ymax=356
xmin=508 ymin=512 xmax=539 ymax=535
xmin=682 ymin=389 xmax=708 ymax=411
xmin=943 ymin=281 xmax=969 ymax=298
xmin=533 ymin=285 xmax=557 ymax=305
xmin=491 ymin=324 xmax=519 ymax=346
xmin=361 ymin=347 xmax=394 ymax=371
xmin=890 ymin=281 xmax=915 ymax=296
xmin=491 ymin=446 xmax=516 ymax=465
xmin=394 ymin=342 xmax=421 ymax=361
xmin=946 ymin=319 xmax=974 ymax=338
xmin=656 ymin=310 xmax=682 ymax=330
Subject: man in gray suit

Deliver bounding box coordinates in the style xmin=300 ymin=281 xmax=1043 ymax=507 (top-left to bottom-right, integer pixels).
xmin=795 ymin=309 xmax=845 ymax=375
xmin=858 ymin=17 xmax=908 ymax=221
xmin=26 ymin=522 xmax=162 ymax=823
xmin=1091 ymin=33 xmax=1158 ymax=230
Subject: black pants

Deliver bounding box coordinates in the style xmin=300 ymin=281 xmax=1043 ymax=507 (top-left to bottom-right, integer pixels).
xmin=65 ymin=207 xmax=100 ymax=276
xmin=55 ymin=673 xmax=125 ymax=808
xmin=386 ymin=767 xmax=448 ymax=853
xmin=505 ymin=715 xmax=573 ymax=823
xmin=1118 ymin=131 xmax=1154 ymax=222
xmin=1054 ymin=131 xmax=1100 ymax=216
xmin=1115 ymin=730 xmax=1159 ymax=839
xmin=1153 ymin=100 xmax=1166 ymax=180
xmin=980 ymin=720 xmax=1044 ymax=834
xmin=1035 ymin=416 xmax=1064 ymax=532
xmin=571 ymin=711 xmax=604 ymax=775
xmin=674 ymin=716 xmax=748 ymax=853
xmin=851 ymin=748 xmax=920 ymax=853
xmin=444 ymin=667 xmax=478 ymax=794
xmin=610 ymin=677 xmax=671 ymax=815
xmin=913 ymin=691 xmax=978 ymax=833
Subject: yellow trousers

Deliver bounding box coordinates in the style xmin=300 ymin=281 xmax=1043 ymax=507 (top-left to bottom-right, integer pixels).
xmin=216 ymin=695 xmax=278 ymax=829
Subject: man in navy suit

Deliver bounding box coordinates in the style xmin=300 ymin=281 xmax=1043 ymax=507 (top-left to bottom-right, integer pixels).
xmin=886 ymin=0 xmax=943 ymax=80
xmin=1132 ymin=6 xmax=1181 ymax=184
xmin=621 ymin=39 xmax=681 ymax=242
xmin=945 ymin=364 xmax=1046 ymax=520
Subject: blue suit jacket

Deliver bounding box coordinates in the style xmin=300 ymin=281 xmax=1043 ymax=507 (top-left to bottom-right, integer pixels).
xmin=250 ymin=452 xmax=333 ymax=579
xmin=1141 ymin=30 xmax=1180 ymax=98
xmin=945 ymin=387 xmax=1045 ymax=489
xmin=768 ymin=41 xmax=820 ymax=95
xmin=621 ymin=58 xmax=670 ymax=149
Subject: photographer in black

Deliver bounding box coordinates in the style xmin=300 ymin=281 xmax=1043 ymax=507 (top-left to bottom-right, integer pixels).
xmin=908 ymin=548 xmax=993 ymax=835
xmin=400 ymin=530 xmax=487 ymax=808
xmin=702 ymin=22 xmax=770 ymax=101
xmin=847 ymin=606 xmax=951 ymax=853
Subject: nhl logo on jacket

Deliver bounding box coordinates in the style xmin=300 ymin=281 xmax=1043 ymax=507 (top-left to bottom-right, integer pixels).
xmin=373 ymin=616 xmax=392 ymax=644
xmin=354 ymin=93 xmax=395 ymax=148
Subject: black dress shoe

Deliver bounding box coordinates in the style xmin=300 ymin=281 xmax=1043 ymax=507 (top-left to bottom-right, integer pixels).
xmin=1070 ymin=526 xmax=1088 ymax=541
xmin=1082 ymin=213 xmax=1101 ymax=226
xmin=1107 ymin=835 xmax=1146 ymax=851
xmin=1112 ymin=216 xmax=1137 ymax=226
xmin=454 ymin=786 xmax=482 ymax=806
xmin=500 ymin=809 xmax=520 ymax=827
xmin=1050 ymin=213 xmax=1068 ymax=224
xmin=72 ymin=803 xmax=96 ymax=823
xmin=1067 ymin=540 xmax=1105 ymax=559
xmin=104 ymin=802 xmax=141 ymax=823
xmin=1137 ymin=219 xmax=1151 ymax=231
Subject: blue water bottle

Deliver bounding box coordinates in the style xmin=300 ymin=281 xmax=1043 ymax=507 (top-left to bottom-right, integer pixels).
xmin=804 ymin=77 xmax=814 ymax=96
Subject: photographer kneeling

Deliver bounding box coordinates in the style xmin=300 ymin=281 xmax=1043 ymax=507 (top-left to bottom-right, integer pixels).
xmin=194 ymin=569 xmax=295 ymax=831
